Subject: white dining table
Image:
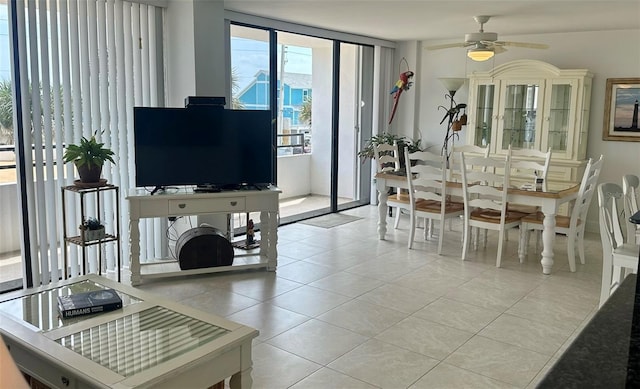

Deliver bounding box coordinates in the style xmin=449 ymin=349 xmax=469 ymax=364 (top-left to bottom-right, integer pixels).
xmin=375 ymin=171 xmax=581 ymax=274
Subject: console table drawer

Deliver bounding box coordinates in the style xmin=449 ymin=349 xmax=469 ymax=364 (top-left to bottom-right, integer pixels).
xmin=168 ymin=197 xmax=246 ymax=215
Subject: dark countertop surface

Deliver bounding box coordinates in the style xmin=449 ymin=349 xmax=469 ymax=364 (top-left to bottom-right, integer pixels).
xmin=538 ymin=273 xmax=639 ymax=388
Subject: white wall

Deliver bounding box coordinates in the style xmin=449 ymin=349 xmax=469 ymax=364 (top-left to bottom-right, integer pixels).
xmin=310 ymin=47 xmax=332 ymax=196
xmin=277 ymin=155 xmax=311 ymax=199
xmin=165 ymin=0 xmax=195 ymax=106
xmin=165 ymin=0 xmax=226 ymax=106
xmin=389 ymin=41 xmax=422 ymax=142
xmin=396 ymin=29 xmax=640 ymax=231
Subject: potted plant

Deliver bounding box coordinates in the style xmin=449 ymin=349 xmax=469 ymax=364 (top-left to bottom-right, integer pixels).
xmin=63 ymin=133 xmax=115 ymax=183
xmin=357 ymin=132 xmax=422 ymax=166
xmin=79 ymin=217 xmax=105 ymax=242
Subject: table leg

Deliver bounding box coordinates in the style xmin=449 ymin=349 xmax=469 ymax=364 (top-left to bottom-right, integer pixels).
xmin=130 ymin=217 xmax=141 ymax=286
xmin=377 ymin=179 xmax=388 ymax=240
xmin=518 ymin=227 xmax=527 ymax=263
xmin=259 ymin=210 xmax=268 ymax=258
xmin=262 ymin=210 xmax=278 ymax=271
xmin=229 ymin=367 xmax=253 ymax=389
xmin=540 ymin=208 xmax=556 ymax=274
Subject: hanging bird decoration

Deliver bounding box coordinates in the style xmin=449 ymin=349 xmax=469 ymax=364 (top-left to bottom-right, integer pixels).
xmin=388 ymin=69 xmax=415 ymax=125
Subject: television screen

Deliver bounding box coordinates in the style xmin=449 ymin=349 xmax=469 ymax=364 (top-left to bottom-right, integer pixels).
xmin=133 ymin=106 xmax=274 ymax=189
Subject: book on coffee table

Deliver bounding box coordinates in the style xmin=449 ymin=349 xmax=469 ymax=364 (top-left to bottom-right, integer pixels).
xmin=58 ymin=289 xmax=123 ymax=319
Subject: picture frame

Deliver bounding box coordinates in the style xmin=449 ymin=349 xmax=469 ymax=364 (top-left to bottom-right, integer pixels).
xmin=602 ymin=78 xmax=640 ymax=141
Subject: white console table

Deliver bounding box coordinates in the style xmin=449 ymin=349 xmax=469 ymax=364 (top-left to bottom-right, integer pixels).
xmin=127 ymin=187 xmax=280 ymax=286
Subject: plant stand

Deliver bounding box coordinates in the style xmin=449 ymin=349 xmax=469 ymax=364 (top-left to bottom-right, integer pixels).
xmin=61 ymin=184 xmax=121 ymax=281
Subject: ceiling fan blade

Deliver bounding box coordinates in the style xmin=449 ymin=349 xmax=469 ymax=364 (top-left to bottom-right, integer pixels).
xmin=493 ymin=45 xmax=507 ymax=54
xmin=497 ymin=41 xmax=549 ymax=49
xmin=425 ymin=42 xmax=468 ymax=50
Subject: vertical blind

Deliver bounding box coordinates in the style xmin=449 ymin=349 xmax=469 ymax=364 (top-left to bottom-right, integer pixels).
xmin=10 ymin=0 xmax=163 ymax=286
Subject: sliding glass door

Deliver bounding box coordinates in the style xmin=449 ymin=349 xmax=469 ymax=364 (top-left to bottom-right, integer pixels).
xmin=230 ymin=22 xmax=373 ymax=224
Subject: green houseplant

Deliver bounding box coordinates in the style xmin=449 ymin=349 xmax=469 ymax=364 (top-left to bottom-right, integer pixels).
xmin=63 ymin=134 xmax=115 ymax=183
xmin=358 ymin=132 xmax=422 ymax=165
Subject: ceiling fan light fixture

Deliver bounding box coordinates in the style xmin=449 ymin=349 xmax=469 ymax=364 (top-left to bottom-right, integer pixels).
xmin=467 ymin=47 xmax=495 ymax=62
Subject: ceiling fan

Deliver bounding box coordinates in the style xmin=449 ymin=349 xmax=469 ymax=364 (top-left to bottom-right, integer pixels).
xmin=425 ymin=15 xmax=549 ymax=61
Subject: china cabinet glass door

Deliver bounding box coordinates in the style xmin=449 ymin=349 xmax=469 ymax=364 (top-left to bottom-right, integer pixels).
xmin=542 ymin=79 xmax=577 ymax=159
xmin=470 ymin=83 xmax=496 ymax=148
xmin=498 ymin=80 xmax=542 ymax=152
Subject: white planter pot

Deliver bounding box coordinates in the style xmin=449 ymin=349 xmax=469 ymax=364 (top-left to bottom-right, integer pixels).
xmin=82 ymin=226 xmax=105 ymax=242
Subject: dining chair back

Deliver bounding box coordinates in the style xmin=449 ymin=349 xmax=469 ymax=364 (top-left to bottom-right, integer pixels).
xmin=460 ymin=147 xmax=525 ymax=267
xmin=520 ymin=155 xmax=603 ymax=271
xmin=374 ymin=142 xmax=400 ymax=173
xmin=510 ymin=147 xmax=552 ymax=186
xmin=451 ymin=144 xmax=491 ymax=179
xmin=598 ymin=182 xmax=639 ymax=308
xmin=622 ymin=174 xmax=639 ymax=243
xmin=507 ymin=147 xmax=552 ymax=215
xmin=405 ymin=148 xmax=464 ymax=254
xmin=374 ymin=142 xmax=409 ymax=229
xmin=450 ymin=144 xmax=491 ymax=239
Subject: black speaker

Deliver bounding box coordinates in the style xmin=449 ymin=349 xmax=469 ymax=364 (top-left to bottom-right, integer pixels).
xmin=184 ymin=96 xmax=226 ymax=107
xmin=176 ymin=226 xmax=234 ymax=270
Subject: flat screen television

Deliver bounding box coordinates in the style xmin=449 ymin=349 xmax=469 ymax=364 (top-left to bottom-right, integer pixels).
xmin=133 ymin=106 xmax=274 ymax=190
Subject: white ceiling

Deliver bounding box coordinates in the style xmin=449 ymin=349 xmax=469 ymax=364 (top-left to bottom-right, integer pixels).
xmin=224 ymin=0 xmax=640 ymax=42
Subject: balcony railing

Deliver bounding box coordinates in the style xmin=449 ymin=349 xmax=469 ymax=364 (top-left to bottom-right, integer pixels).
xmin=277 ymin=133 xmax=309 ymax=156
xmin=0 ymin=144 xmax=60 ymax=172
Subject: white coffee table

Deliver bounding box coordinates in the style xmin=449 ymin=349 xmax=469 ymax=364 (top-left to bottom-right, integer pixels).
xmin=0 ymin=275 xmax=258 ymax=388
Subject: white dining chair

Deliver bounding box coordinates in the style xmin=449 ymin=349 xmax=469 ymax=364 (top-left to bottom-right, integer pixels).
xmin=520 ymin=155 xmax=603 ymax=272
xmin=622 ymin=174 xmax=639 ymax=243
xmin=450 ymin=144 xmax=491 ymax=180
xmin=450 ymin=144 xmax=490 ymax=235
xmin=373 ymin=142 xmax=410 ymax=229
xmin=460 ymin=147 xmax=526 ymax=267
xmin=598 ymin=182 xmax=638 ymax=308
xmin=507 ymin=147 xmax=552 ymax=215
xmin=404 ymin=148 xmax=464 ymax=254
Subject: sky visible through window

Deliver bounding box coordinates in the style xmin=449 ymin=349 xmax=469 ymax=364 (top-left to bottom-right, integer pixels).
xmin=231 ymin=37 xmax=311 ymax=91
xmin=0 ymin=5 xmax=9 ymax=82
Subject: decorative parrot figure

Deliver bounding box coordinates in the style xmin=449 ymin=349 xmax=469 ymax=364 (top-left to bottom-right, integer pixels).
xmin=388 ymin=70 xmax=415 ymax=125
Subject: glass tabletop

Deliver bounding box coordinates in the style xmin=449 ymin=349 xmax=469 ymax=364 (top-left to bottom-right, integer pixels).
xmin=0 ymin=280 xmax=141 ymax=332
xmin=56 ymin=306 xmax=230 ymax=377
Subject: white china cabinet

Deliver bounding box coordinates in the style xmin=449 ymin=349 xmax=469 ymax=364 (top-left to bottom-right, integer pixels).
xmin=466 ymin=60 xmax=593 ymax=183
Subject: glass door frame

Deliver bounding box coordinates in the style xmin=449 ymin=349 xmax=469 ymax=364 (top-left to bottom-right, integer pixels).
xmin=228 ymin=20 xmax=373 ymax=224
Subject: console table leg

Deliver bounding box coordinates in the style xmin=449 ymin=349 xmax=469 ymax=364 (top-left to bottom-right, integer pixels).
xmin=130 ymin=218 xmax=141 ymax=286
xmin=268 ymin=211 xmax=277 ymax=271
xmin=259 ymin=210 xmax=268 ymax=259
xmin=261 ymin=211 xmax=278 ymax=271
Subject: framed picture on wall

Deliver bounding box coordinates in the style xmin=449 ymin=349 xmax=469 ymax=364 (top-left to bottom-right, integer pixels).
xmin=602 ymin=78 xmax=640 ymax=141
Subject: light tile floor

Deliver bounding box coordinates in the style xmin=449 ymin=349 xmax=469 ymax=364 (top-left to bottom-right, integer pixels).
xmin=130 ymin=205 xmax=603 ymax=389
